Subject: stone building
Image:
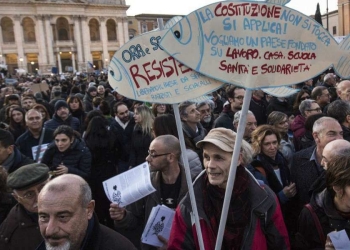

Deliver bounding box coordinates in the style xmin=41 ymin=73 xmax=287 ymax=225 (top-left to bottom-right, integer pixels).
xmin=0 ymin=0 xmax=129 ymax=74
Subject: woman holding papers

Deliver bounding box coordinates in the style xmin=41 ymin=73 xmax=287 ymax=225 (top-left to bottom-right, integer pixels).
xmin=296 ymin=149 xmax=350 ymax=249
xmin=129 ymin=105 xmax=154 ymax=168
xmin=41 ymin=125 xmax=91 ymax=180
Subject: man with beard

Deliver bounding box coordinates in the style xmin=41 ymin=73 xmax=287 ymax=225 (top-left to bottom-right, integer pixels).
xmin=197 ymin=101 xmax=214 ymax=134
xmin=110 ymin=135 xmax=188 ymax=250
xmin=0 ymin=163 xmax=49 ymax=249
xmin=110 ymin=102 xmax=135 ymax=174
xmin=44 ymin=100 xmax=80 ymax=132
xmin=36 ymin=174 xmax=136 ymax=250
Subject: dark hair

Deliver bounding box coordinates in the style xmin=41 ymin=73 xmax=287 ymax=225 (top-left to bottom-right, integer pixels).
xmin=113 ymin=101 xmax=128 ymax=115
xmin=84 ymin=110 xmax=104 ymax=129
xmin=304 ymin=113 xmax=327 ymax=132
xmin=226 ymin=85 xmax=244 ymax=99
xmin=152 ymin=114 xmax=179 ymax=138
xmin=53 ymin=125 xmax=79 ymax=140
xmin=0 ymin=166 xmax=9 ymax=196
xmin=0 ymin=129 xmax=14 ymax=147
xmin=32 ymin=104 xmax=51 ymax=122
xmin=99 ymin=100 xmax=110 ymax=116
xmin=9 ymin=107 xmax=26 ymax=129
xmin=84 ymin=116 xmax=113 ymax=150
xmin=293 ymin=89 xmax=311 ymax=113
xmin=67 ymin=96 xmax=84 ymax=112
xmin=311 ymin=86 xmax=327 ymax=100
xmin=327 ymin=100 xmax=350 ymax=124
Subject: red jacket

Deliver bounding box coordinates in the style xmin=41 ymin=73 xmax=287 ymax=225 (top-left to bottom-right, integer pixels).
xmin=168 ymin=171 xmax=290 ymax=250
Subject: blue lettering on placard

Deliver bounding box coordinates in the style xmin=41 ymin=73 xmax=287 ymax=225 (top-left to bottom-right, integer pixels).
xmin=184 ymin=79 xmax=211 ymax=91
xmin=122 ymin=44 xmax=146 ymax=63
xmin=280 ymin=10 xmax=303 ymax=26
xmin=243 ymin=18 xmax=283 ymax=34
xmin=223 ymin=17 xmax=236 ymax=31
xmin=311 ymin=24 xmax=331 ymax=46
xmin=211 ymin=46 xmax=223 ymax=57
xmin=150 ymin=36 xmax=162 ymax=51
xmin=246 ymin=37 xmax=259 ymax=47
xmin=198 ymin=8 xmax=214 ymax=23
xmin=175 ymin=89 xmax=180 ymax=95
xmin=204 ymin=31 xmax=244 ymax=46
xmin=181 ymin=76 xmax=189 ymax=83
xmin=163 ymin=80 xmax=178 ymax=88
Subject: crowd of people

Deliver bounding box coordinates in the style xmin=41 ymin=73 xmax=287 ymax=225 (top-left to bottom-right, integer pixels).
xmin=0 ymin=70 xmax=349 ymax=249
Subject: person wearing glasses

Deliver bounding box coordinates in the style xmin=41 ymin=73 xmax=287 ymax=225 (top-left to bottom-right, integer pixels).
xmin=291 ymin=99 xmax=322 ymax=151
xmin=0 ymin=163 xmax=50 ymax=249
xmin=110 ymin=135 xmax=188 ymax=250
xmin=214 ymin=85 xmax=245 ymax=130
xmin=311 ymin=86 xmax=331 ymax=113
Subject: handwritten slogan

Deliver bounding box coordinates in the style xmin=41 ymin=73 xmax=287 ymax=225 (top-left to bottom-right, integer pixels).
xmin=108 ymin=29 xmax=224 ymax=103
xmin=160 ymin=1 xmax=349 ymax=89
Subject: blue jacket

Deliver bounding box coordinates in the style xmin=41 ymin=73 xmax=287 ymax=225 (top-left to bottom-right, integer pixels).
xmin=44 ymin=114 xmax=80 ymax=132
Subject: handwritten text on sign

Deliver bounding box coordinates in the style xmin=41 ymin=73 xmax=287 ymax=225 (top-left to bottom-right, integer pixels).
xmin=160 ymin=1 xmax=349 ymax=89
xmin=108 ymin=29 xmax=224 ymax=103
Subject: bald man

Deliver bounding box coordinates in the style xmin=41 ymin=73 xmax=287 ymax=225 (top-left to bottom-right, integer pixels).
xmin=36 ymin=174 xmax=136 ymax=250
xmin=336 ymin=80 xmax=350 ymax=102
xmin=309 ymin=139 xmax=350 ymax=197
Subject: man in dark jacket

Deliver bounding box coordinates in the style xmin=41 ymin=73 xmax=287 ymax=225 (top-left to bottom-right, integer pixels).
xmin=214 ymin=86 xmax=245 ymax=130
xmin=110 ymin=102 xmax=135 ymax=174
xmin=0 ymin=163 xmax=49 ymax=250
xmin=249 ymin=89 xmax=268 ymax=125
xmin=37 ymin=174 xmax=136 ymax=250
xmin=110 ymin=135 xmax=188 ymax=250
xmin=44 ymin=100 xmax=80 ymax=132
xmin=0 ymin=129 xmax=33 ymax=173
xmin=16 ymin=109 xmax=54 ymax=160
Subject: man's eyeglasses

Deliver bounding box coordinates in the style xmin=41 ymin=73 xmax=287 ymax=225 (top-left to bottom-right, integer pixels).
xmin=307 ymin=108 xmax=322 ymax=112
xmin=148 ymin=150 xmax=171 ymax=159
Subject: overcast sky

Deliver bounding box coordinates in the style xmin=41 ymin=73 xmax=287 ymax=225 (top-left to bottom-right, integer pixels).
xmin=125 ymin=0 xmax=337 ymax=16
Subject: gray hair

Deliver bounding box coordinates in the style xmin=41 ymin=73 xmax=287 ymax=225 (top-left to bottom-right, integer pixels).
xmin=196 ymin=101 xmax=211 ymax=110
xmin=312 ymin=116 xmax=339 ymax=134
xmin=233 ymin=110 xmax=254 ymax=125
xmin=299 ymin=99 xmax=317 ymax=116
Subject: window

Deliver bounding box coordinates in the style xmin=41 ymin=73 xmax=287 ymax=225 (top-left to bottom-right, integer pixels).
xmin=333 ymin=26 xmax=336 ymax=35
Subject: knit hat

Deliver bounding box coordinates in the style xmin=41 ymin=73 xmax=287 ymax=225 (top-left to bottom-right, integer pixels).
xmin=87 ymin=86 xmax=97 ymax=93
xmin=7 ymin=163 xmax=49 ymax=190
xmin=54 ymin=100 xmax=69 ymax=112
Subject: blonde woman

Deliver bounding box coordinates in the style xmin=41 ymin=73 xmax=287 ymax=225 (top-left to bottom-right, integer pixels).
xmin=129 ymin=106 xmax=154 ymax=168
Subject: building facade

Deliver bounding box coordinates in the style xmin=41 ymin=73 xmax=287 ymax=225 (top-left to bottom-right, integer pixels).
xmin=0 ymin=0 xmax=129 ymax=74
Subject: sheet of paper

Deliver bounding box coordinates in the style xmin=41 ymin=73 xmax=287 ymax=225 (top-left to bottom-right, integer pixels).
xmin=103 ymin=162 xmax=156 ymax=207
xmin=328 ymin=230 xmax=350 ymax=250
xmin=31 ymin=143 xmax=49 ymax=162
xmin=141 ymin=205 xmax=175 ymax=247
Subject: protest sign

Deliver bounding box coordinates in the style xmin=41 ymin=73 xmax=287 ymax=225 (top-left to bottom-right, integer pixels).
xmin=108 ymin=29 xmax=224 ymax=104
xmin=160 ymin=0 xmax=350 ymax=89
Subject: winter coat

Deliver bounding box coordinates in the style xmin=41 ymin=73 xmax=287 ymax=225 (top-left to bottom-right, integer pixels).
xmin=249 ymin=96 xmax=268 ymax=125
xmin=7 ymin=147 xmax=34 ymax=173
xmin=129 ymin=126 xmax=153 ymax=167
xmin=44 ymin=114 xmax=80 ymax=132
xmin=168 ymin=170 xmax=290 ymax=250
xmin=83 ymin=93 xmax=94 ymax=112
xmin=214 ymin=104 xmax=235 ymax=130
xmin=291 ymin=115 xmax=306 ymax=151
xmin=267 ymin=97 xmax=293 ymax=117
xmin=0 ymin=204 xmax=43 ymax=250
xmin=296 ymin=189 xmax=350 ymax=249
xmin=70 ymin=109 xmax=86 ymax=133
xmin=36 ymin=213 xmax=136 ymax=250
xmin=41 ymin=137 xmax=91 ymax=180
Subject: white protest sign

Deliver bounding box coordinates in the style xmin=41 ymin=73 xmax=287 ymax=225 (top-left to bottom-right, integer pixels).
xmin=108 ymin=29 xmax=224 ymax=104
xmin=160 ymin=0 xmax=350 ymax=89
xmin=261 ymin=86 xmax=299 ymax=97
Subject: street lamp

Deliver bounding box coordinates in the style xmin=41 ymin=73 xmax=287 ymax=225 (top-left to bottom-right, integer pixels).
xmin=19 ymin=57 xmax=23 ymax=69
xmin=31 ymin=62 xmax=34 ymax=74
xmin=105 ymin=58 xmax=109 ymax=68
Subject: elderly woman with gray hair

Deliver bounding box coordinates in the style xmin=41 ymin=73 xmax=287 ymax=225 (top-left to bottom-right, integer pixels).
xmin=267 ymin=111 xmax=295 ymax=167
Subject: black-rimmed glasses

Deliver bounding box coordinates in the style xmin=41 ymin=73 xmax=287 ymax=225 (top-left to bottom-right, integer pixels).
xmin=147 ymin=150 xmax=171 ymax=159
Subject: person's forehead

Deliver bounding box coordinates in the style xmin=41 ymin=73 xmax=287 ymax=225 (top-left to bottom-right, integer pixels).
xmin=39 ymin=191 xmax=79 ymax=211
xmin=198 ymin=104 xmax=209 ymax=111
xmin=149 ymin=140 xmax=164 ymax=151
xmin=234 ymin=89 xmax=245 ymax=95
xmin=117 ymin=105 xmax=128 ymax=113
xmin=185 ymin=104 xmax=196 ymax=111
xmin=310 ymin=102 xmax=319 ymax=108
xmin=27 ymin=110 xmax=41 ymax=117
xmin=322 ymin=89 xmax=329 ymax=94
xmin=55 ymin=134 xmax=69 ymax=139
xmin=263 ymin=134 xmax=277 ymax=142
xmin=246 ymin=114 xmax=256 ymax=122
xmin=321 ymin=121 xmax=342 ymax=132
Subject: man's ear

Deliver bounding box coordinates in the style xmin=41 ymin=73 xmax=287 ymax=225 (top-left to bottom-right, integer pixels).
xmin=86 ymin=200 xmax=95 ymax=219
xmin=228 ymin=97 xmax=233 ymax=103
xmin=312 ymin=132 xmax=319 ymax=143
xmin=7 ymin=145 xmax=14 ymax=155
